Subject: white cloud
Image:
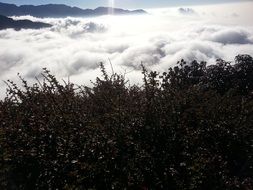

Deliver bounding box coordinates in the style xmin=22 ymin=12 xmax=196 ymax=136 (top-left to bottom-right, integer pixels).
xmin=0 ymin=2 xmax=253 ymax=98
xmin=196 ymin=27 xmax=253 ymax=44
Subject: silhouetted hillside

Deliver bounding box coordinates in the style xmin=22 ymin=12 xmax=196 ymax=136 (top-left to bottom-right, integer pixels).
xmin=0 ymin=55 xmax=252 ymax=189
xmin=0 ymin=2 xmax=147 ymax=18
xmin=0 ymin=15 xmax=51 ymax=30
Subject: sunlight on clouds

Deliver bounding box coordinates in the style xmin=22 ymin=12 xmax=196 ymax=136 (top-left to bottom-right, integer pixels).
xmin=0 ymin=2 xmax=253 ymax=97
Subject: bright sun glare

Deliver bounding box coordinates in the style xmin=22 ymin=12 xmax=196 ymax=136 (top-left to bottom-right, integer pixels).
xmin=108 ymin=0 xmax=115 ymax=14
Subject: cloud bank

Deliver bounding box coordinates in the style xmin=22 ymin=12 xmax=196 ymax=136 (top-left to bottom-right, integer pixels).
xmin=0 ymin=2 xmax=253 ymax=97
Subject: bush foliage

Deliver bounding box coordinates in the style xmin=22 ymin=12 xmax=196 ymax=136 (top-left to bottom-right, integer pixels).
xmin=0 ymin=55 xmax=253 ymax=189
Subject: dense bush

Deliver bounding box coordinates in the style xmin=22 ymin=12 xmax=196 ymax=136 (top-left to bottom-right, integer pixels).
xmin=0 ymin=55 xmax=253 ymax=189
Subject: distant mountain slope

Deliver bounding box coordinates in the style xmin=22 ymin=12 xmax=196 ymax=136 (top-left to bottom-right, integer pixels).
xmin=0 ymin=2 xmax=147 ymax=18
xmin=0 ymin=15 xmax=52 ymax=30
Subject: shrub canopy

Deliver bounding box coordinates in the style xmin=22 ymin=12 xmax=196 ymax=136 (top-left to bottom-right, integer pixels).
xmin=0 ymin=55 xmax=253 ymax=189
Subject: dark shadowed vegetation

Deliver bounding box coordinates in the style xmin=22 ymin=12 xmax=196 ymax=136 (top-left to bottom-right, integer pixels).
xmin=0 ymin=55 xmax=253 ymax=189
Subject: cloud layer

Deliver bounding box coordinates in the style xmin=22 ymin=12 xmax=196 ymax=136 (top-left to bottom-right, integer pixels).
xmin=0 ymin=2 xmax=253 ymax=97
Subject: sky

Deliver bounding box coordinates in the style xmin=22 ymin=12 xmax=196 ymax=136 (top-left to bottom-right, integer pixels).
xmin=0 ymin=0 xmax=252 ymax=8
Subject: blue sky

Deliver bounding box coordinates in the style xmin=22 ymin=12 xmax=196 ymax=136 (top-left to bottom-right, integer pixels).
xmin=0 ymin=0 xmax=251 ymax=8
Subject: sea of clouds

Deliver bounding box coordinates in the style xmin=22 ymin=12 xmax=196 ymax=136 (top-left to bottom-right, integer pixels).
xmin=0 ymin=2 xmax=253 ymax=97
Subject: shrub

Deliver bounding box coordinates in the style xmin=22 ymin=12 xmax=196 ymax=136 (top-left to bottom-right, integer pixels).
xmin=0 ymin=55 xmax=252 ymax=189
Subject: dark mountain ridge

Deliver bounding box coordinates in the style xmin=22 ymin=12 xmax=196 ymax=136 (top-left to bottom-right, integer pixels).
xmin=0 ymin=15 xmax=52 ymax=30
xmin=0 ymin=2 xmax=147 ymax=18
